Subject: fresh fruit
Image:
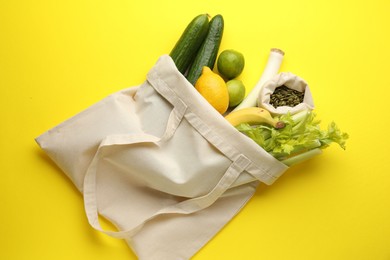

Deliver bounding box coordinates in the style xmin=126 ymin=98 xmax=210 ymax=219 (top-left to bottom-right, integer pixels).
xmin=187 ymin=14 xmax=224 ymax=85
xmin=226 ymin=79 xmax=245 ymax=107
xmin=170 ymin=14 xmax=210 ymax=74
xmin=195 ymin=66 xmax=229 ymax=114
xmin=224 ymin=107 xmax=285 ymax=128
xmin=217 ymin=49 xmax=245 ymax=79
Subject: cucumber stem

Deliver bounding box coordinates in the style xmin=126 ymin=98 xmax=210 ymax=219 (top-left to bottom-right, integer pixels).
xmin=232 ymin=48 xmax=285 ymax=111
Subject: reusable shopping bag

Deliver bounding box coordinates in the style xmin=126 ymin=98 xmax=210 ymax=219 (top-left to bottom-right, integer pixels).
xmin=258 ymin=72 xmax=315 ymax=115
xmin=36 ymin=55 xmax=288 ymax=260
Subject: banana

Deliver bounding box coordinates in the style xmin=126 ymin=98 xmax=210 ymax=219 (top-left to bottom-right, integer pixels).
xmin=224 ymin=107 xmax=285 ymax=128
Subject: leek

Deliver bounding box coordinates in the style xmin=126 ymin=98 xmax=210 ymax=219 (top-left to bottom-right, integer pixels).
xmin=233 ymin=48 xmax=285 ymax=111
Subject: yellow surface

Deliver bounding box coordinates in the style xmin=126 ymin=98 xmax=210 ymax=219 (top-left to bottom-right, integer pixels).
xmin=1 ymin=0 xmax=389 ymax=259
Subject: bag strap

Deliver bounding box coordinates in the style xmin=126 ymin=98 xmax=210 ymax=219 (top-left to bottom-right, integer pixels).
xmin=83 ymin=80 xmax=190 ymax=238
xmin=84 ymin=146 xmax=251 ymax=238
xmin=83 ymin=62 xmax=254 ymax=239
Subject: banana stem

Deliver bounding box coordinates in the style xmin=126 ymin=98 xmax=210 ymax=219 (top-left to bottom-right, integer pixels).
xmin=233 ymin=48 xmax=285 ymax=111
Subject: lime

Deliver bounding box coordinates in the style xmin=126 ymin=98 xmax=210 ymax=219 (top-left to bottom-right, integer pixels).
xmin=217 ymin=49 xmax=245 ymax=79
xmin=226 ymin=79 xmax=246 ymax=107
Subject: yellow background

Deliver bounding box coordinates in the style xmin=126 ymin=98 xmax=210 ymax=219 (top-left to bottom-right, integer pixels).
xmin=1 ymin=0 xmax=389 ymax=259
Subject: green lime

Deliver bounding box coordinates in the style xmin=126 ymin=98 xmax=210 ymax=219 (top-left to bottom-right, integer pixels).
xmin=226 ymin=79 xmax=246 ymax=107
xmin=217 ymin=49 xmax=245 ymax=79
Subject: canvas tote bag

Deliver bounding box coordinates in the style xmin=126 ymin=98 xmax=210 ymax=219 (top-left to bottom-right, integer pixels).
xmin=258 ymin=72 xmax=315 ymax=115
xmin=36 ymin=55 xmax=288 ymax=260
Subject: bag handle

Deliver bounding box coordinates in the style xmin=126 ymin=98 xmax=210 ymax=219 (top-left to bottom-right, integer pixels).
xmin=82 ymin=61 xmax=254 ymax=239
xmin=82 ymin=84 xmax=251 ymax=238
xmin=83 ymin=84 xmax=189 ymax=238
xmin=84 ymin=135 xmax=251 ymax=239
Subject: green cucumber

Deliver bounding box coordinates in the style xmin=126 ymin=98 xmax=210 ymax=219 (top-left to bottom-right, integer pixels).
xmin=186 ymin=14 xmax=224 ymax=85
xmin=169 ymin=14 xmax=210 ymax=74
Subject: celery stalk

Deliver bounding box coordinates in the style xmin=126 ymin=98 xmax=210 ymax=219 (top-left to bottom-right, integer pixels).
xmin=236 ymin=109 xmax=348 ymax=166
xmin=270 ymin=139 xmax=321 ymax=160
xmin=281 ymin=148 xmax=323 ymax=166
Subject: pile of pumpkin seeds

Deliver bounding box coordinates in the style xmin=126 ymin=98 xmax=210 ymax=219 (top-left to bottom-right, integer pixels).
xmin=270 ymin=85 xmax=304 ymax=108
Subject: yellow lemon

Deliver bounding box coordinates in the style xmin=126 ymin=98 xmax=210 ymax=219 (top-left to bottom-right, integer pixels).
xmin=195 ymin=66 xmax=229 ymax=114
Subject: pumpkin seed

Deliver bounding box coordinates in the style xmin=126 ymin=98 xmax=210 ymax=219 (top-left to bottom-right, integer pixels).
xmin=270 ymin=85 xmax=304 ymax=108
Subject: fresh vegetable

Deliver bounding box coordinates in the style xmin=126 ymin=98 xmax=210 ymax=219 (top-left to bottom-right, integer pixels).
xmin=170 ymin=14 xmax=210 ymax=74
xmin=236 ymin=109 xmax=348 ymax=166
xmin=225 ymin=107 xmax=285 ymax=128
xmin=281 ymin=148 xmax=323 ymax=166
xmin=187 ymin=14 xmax=224 ymax=85
xmin=233 ymin=48 xmax=284 ymax=111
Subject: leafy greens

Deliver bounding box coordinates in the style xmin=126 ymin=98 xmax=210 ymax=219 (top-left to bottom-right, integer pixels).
xmin=236 ymin=110 xmax=349 ymax=165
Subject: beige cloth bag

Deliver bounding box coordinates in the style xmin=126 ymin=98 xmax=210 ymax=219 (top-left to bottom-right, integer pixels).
xmin=258 ymin=72 xmax=315 ymax=115
xmin=36 ymin=55 xmax=288 ymax=260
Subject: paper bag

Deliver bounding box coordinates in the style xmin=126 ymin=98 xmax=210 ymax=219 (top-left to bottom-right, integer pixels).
xmin=36 ymin=55 xmax=288 ymax=260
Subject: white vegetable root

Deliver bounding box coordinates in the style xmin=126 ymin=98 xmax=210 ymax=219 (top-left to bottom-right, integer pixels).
xmin=233 ymin=48 xmax=285 ymax=111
